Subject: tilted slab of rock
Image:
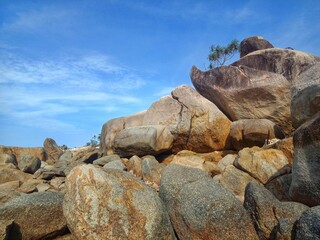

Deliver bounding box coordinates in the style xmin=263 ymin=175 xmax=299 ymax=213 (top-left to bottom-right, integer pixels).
xmin=100 ymin=110 xmax=146 ymax=155
xmin=244 ymin=182 xmax=309 ymax=240
xmin=289 ymin=111 xmax=320 ymax=206
xmin=144 ymin=84 xmax=231 ymax=152
xmin=234 ymin=147 xmax=290 ymax=184
xmin=63 ymin=164 xmax=176 ymax=240
xmin=0 ymin=146 xmax=48 ymax=164
xmin=291 ymin=62 xmax=320 ymax=128
xmin=0 ymin=192 xmax=67 ymax=239
xmin=114 ymin=125 xmax=174 ymax=157
xmin=159 ymin=164 xmax=258 ymax=240
xmin=230 ymin=118 xmax=284 ymax=150
xmin=233 ymin=48 xmax=320 ymax=83
xmin=191 ymin=65 xmax=292 ymax=135
xmin=0 ymin=164 xmax=32 ymax=184
xmin=43 ymin=138 xmax=63 ymax=161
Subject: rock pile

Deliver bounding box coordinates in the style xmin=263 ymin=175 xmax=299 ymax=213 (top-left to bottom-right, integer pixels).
xmin=1 ymin=36 xmax=319 ymax=239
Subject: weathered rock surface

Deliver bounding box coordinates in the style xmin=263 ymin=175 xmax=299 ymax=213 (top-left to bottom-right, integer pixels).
xmin=0 ymin=165 xmax=32 ymax=184
xmin=191 ymin=65 xmax=292 ymax=135
xmin=44 ymin=138 xmax=63 ymax=161
xmin=0 ymin=192 xmax=67 ymax=239
xmin=289 ymin=112 xmax=320 ymax=206
xmin=234 ymin=147 xmax=290 ymax=184
xmin=219 ymin=165 xmax=258 ymax=203
xmin=265 ymin=174 xmax=292 ymax=201
xmin=159 ymin=164 xmax=258 ymax=240
xmin=18 ymin=154 xmax=41 ymax=174
xmin=273 ymin=137 xmax=294 ymax=166
xmin=0 ymin=145 xmax=47 ymax=163
xmin=93 ymin=154 xmax=121 ymax=166
xmin=144 ymin=85 xmax=231 ymax=152
xmin=171 ymin=150 xmax=221 ymax=176
xmin=103 ymin=159 xmax=127 ymax=171
xmin=0 ymin=219 xmax=14 ymax=240
xmin=141 ymin=155 xmax=162 ymax=186
xmin=240 ymin=36 xmax=274 ymax=58
xmin=0 ymin=153 xmax=17 ymax=166
xmin=55 ymin=150 xmax=73 ymax=169
xmin=244 ymin=182 xmax=309 ymax=239
xmin=293 ymin=206 xmax=320 ymax=239
xmin=230 ymin=119 xmax=284 ymax=150
xmin=0 ymin=180 xmax=22 ymax=204
xmin=233 ymin=48 xmax=320 ymax=83
xmin=100 ymin=110 xmax=146 ymax=155
xmin=291 ymin=62 xmax=320 ymax=128
xmin=128 ymin=155 xmax=142 ymax=178
xmin=114 ymin=125 xmax=174 ymax=157
xmin=63 ymin=164 xmax=176 ymax=240
xmin=217 ymin=154 xmax=236 ymax=171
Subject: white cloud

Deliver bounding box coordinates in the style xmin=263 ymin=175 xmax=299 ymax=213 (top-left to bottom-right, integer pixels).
xmin=0 ymin=50 xmax=146 ymax=130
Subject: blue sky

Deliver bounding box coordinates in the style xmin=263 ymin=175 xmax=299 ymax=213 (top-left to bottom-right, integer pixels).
xmin=0 ymin=0 xmax=319 ymax=148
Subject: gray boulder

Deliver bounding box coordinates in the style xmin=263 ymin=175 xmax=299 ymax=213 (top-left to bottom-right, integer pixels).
xmin=103 ymin=159 xmax=127 ymax=171
xmin=293 ymin=206 xmax=320 ymax=240
xmin=244 ymin=182 xmax=308 ymax=239
xmin=290 ymin=112 xmax=320 ymax=206
xmin=0 ymin=192 xmax=67 ymax=239
xmin=159 ymin=164 xmax=258 ymax=240
xmin=141 ymin=155 xmax=162 ymax=186
xmin=114 ymin=125 xmax=174 ymax=157
xmin=291 ymin=62 xmax=320 ymax=128
xmin=93 ymin=154 xmax=121 ymax=166
xmin=18 ymin=154 xmax=41 ymax=174
xmin=63 ymin=164 xmax=176 ymax=239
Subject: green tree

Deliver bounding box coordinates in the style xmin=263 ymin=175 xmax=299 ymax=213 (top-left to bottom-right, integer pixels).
xmin=86 ymin=134 xmax=100 ymax=146
xmin=208 ymin=39 xmax=239 ymax=69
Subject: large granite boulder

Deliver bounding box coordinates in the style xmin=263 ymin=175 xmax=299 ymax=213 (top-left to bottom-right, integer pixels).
xmin=0 ymin=146 xmax=48 ymax=164
xmin=44 ymin=138 xmax=63 ymax=161
xmin=233 ymin=48 xmax=320 ymax=83
xmin=144 ymin=85 xmax=231 ymax=152
xmin=234 ymin=147 xmax=290 ymax=184
xmin=244 ymin=182 xmax=308 ymax=239
xmin=291 ymin=62 xmax=320 ymax=128
xmin=113 ymin=125 xmax=174 ymax=157
xmin=18 ymin=154 xmax=41 ymax=174
xmin=0 ymin=192 xmax=67 ymax=239
xmin=159 ymin=164 xmax=258 ymax=240
xmin=289 ymin=112 xmax=320 ymax=206
xmin=230 ymin=119 xmax=284 ymax=150
xmin=63 ymin=164 xmax=176 ymax=240
xmin=100 ymin=111 xmax=146 ymax=155
xmin=190 ymin=65 xmax=292 ymax=135
xmin=239 ymin=36 xmax=274 ymax=58
xmin=0 ymin=165 xmax=32 ymax=184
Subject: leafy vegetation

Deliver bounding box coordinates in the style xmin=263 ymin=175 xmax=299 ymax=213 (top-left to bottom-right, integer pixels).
xmin=86 ymin=134 xmax=101 ymax=146
xmin=208 ymin=39 xmax=239 ymax=69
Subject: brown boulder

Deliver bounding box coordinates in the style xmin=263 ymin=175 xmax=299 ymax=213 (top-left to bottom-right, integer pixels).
xmin=63 ymin=164 xmax=176 ymax=239
xmin=230 ymin=119 xmax=284 ymax=150
xmin=234 ymin=147 xmax=290 ymax=184
xmin=44 ymin=138 xmax=63 ymax=161
xmin=0 ymin=192 xmax=67 ymax=239
xmin=291 ymin=62 xmax=320 ymax=128
xmin=0 ymin=165 xmax=32 ymax=184
xmin=144 ymin=85 xmax=231 ymax=152
xmin=190 ymin=65 xmax=292 ymax=135
xmin=233 ymin=48 xmax=320 ymax=83
xmin=240 ymin=36 xmax=274 ymax=58
xmin=289 ymin=112 xmax=320 ymax=206
xmin=100 ymin=111 xmax=146 ymax=155
xmin=0 ymin=146 xmax=48 ymax=164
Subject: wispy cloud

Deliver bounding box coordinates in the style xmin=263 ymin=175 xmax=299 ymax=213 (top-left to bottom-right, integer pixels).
xmin=0 ymin=49 xmax=145 ymax=130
